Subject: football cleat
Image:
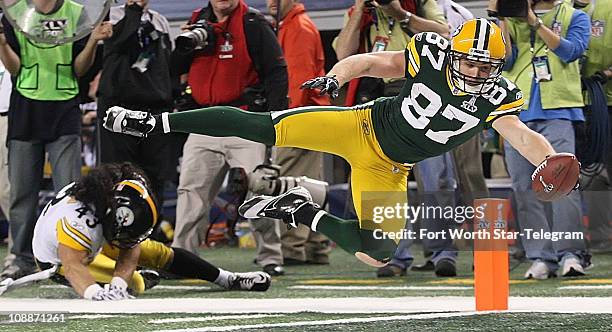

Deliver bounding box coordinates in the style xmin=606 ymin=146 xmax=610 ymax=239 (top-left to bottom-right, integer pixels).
xmin=103 ymin=106 xmax=158 ymax=138
xmin=238 ymin=186 xmax=315 ymax=228
xmin=138 ymin=269 xmax=161 ymax=290
xmin=560 ymin=256 xmax=586 ymax=277
xmin=263 ymin=264 xmax=285 ymax=276
xmin=524 ymin=260 xmax=556 ymax=280
xmin=229 ymin=271 xmax=271 ymax=292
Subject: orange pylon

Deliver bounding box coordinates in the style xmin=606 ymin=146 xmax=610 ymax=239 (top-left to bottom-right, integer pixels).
xmin=473 ymin=198 xmax=510 ymax=311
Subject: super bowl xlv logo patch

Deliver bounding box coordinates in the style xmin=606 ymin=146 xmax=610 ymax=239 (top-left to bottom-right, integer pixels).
xmin=461 ymin=96 xmax=478 ymax=113
xmin=40 ymin=18 xmax=68 ymax=37
xmin=591 ymin=20 xmax=605 ymax=38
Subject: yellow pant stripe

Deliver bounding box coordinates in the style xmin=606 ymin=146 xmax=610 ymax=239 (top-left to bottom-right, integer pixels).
xmin=273 ymin=106 xmax=410 ymax=241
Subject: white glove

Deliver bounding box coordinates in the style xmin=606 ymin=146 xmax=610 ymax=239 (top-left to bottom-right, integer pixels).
xmin=104 ymin=277 xmax=134 ymax=300
xmin=102 ymin=285 xmax=134 ymax=300
xmin=0 ymin=278 xmax=15 ymax=296
xmin=84 ymin=282 xmax=134 ymax=301
xmin=103 ymin=106 xmax=159 ymax=138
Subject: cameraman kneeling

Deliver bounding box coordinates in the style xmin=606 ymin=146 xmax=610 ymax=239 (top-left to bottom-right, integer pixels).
xmin=170 ymin=0 xmax=289 ymax=275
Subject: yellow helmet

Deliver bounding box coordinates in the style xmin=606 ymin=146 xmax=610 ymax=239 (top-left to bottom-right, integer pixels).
xmin=449 ymin=18 xmax=506 ymax=95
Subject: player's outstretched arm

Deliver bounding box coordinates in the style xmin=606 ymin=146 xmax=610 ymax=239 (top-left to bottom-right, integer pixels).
xmin=111 ymin=245 xmax=141 ymax=293
xmin=58 ymin=244 xmax=100 ymax=298
xmin=58 ymin=244 xmax=133 ymax=300
xmin=492 ymin=115 xmax=555 ymax=166
xmin=301 ymin=51 xmax=406 ymax=99
xmin=330 ymin=51 xmax=406 ymax=87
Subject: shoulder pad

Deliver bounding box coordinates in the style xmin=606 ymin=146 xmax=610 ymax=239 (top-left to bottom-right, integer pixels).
xmin=405 ymin=32 xmax=449 ymax=77
xmin=486 ymin=77 xmax=524 ymax=119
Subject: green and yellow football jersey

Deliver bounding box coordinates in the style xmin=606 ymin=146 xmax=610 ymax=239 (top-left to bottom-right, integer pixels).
xmin=371 ymin=32 xmax=525 ymax=164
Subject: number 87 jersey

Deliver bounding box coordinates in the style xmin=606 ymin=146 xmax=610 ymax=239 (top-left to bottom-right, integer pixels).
xmin=370 ymin=19 xmax=524 ymax=165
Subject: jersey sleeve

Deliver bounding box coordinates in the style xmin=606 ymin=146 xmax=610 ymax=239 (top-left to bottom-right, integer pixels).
xmin=485 ymin=77 xmax=525 ymax=125
xmin=404 ymin=34 xmax=422 ymax=79
xmin=56 ymin=217 xmax=93 ymax=253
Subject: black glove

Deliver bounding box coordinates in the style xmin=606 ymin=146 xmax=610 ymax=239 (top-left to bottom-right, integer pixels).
xmin=300 ymin=76 xmax=340 ymax=99
xmin=590 ymin=71 xmax=609 ymax=84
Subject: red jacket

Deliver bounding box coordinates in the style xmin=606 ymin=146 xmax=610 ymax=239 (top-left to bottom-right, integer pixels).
xmin=278 ymin=4 xmax=329 ymax=108
xmin=187 ymin=1 xmax=258 ymax=106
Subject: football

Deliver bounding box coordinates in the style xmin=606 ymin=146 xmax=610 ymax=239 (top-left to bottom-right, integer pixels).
xmin=531 ymin=153 xmax=580 ymax=201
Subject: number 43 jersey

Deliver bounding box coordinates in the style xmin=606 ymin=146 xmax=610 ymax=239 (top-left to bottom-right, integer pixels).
xmin=371 ymin=32 xmax=524 ymax=164
xmin=33 ymin=183 xmax=105 ymax=265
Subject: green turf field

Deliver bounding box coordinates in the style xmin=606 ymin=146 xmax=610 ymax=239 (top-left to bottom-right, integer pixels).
xmin=2 ymin=312 xmax=612 ymax=332
xmin=0 ymin=245 xmax=611 ymax=331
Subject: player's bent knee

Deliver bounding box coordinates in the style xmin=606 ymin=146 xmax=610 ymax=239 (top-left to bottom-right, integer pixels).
xmin=137 ymin=239 xmax=174 ymax=270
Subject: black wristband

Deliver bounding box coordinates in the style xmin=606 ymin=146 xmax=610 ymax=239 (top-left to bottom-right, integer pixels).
xmin=149 ymin=114 xmax=164 ymax=135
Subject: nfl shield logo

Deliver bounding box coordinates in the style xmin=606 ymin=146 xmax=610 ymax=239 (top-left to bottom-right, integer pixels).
xmin=592 ymin=20 xmax=605 ymax=38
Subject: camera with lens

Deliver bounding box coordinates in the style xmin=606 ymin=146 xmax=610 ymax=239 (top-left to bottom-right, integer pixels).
xmin=175 ymin=20 xmax=216 ymax=55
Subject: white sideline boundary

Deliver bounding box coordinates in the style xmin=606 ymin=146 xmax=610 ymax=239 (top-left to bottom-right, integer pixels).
xmin=1 ymin=297 xmax=611 ymax=314
xmin=558 ymin=285 xmax=612 ymax=290
xmin=149 ymin=314 xmax=284 ymax=324
xmin=41 ymin=285 xmax=213 ymax=291
xmin=151 ymin=312 xmax=482 ymax=332
xmin=289 ymin=286 xmax=472 ymax=290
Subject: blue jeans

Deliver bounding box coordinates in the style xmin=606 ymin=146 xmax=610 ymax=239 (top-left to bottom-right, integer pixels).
xmin=504 ymin=119 xmax=586 ymax=270
xmin=390 ymin=153 xmax=458 ymax=268
xmin=9 ymin=135 xmax=81 ymax=267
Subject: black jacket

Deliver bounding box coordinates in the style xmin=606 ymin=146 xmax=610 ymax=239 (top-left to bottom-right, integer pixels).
xmin=98 ymin=5 xmax=175 ymax=111
xmin=173 ymin=6 xmax=288 ymax=111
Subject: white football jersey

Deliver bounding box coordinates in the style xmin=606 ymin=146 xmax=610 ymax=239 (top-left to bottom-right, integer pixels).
xmin=33 ymin=183 xmax=105 ymax=265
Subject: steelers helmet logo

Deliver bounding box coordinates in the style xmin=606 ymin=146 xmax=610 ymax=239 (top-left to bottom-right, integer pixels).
xmin=102 ymin=179 xmax=158 ymax=249
xmin=116 ymin=206 xmax=135 ymax=227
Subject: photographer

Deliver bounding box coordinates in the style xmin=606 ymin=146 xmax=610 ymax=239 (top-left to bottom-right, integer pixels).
xmin=574 ymin=0 xmax=612 ymax=251
xmin=500 ymin=0 xmax=590 ymax=279
xmin=170 ymin=0 xmax=288 ymax=275
xmin=334 ymin=0 xmax=448 ymax=105
xmin=97 ymin=0 xmax=175 ymax=213
xmin=0 ymin=1 xmax=112 ymax=281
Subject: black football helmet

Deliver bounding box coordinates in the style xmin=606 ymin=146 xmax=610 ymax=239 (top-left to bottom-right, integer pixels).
xmin=102 ymin=180 xmax=159 ymax=248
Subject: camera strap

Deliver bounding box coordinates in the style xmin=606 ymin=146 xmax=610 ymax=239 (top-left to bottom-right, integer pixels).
xmin=529 ymin=3 xmax=562 ymax=55
xmin=529 ymin=3 xmax=563 ymax=82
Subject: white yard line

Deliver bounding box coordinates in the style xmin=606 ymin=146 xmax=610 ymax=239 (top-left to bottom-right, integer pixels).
xmin=40 ymin=285 xmax=70 ymax=289
xmin=1 ymin=297 xmax=611 ymax=314
xmin=558 ymin=285 xmax=612 ymax=290
xmin=70 ymin=314 xmax=127 ymax=319
xmin=150 ymin=286 xmax=212 ymax=291
xmin=289 ymin=285 xmax=472 ymax=290
xmin=149 ymin=314 xmax=284 ymax=324
xmin=40 ymin=285 xmax=212 ymax=291
xmin=150 ymin=312 xmax=483 ymax=332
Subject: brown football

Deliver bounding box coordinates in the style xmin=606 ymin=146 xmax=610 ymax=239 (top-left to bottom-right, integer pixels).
xmin=531 ymin=153 xmax=580 ymax=201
